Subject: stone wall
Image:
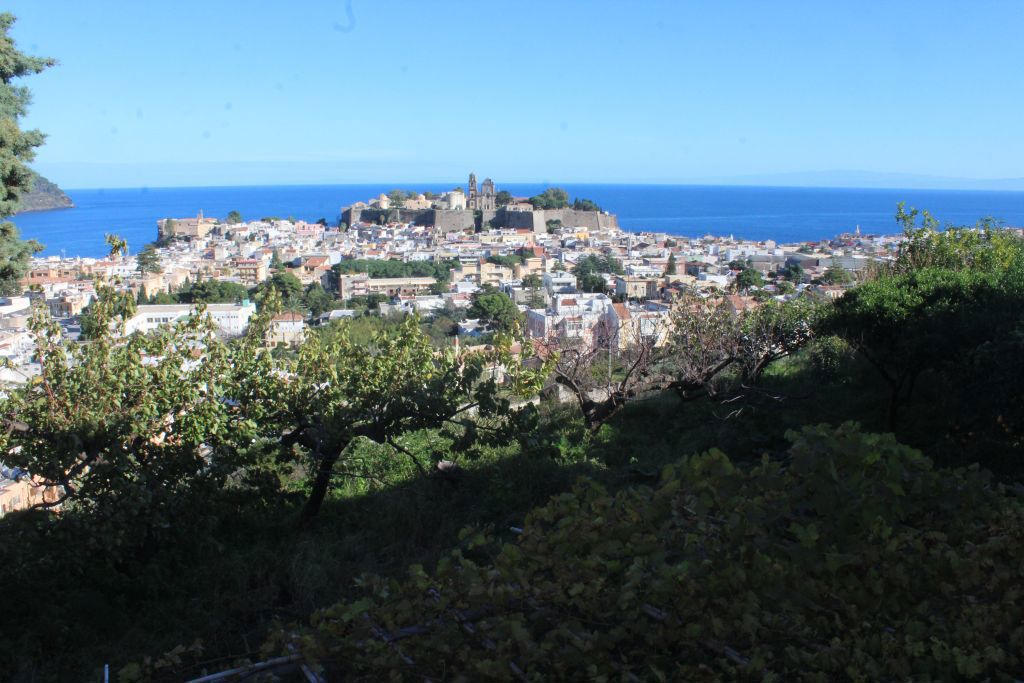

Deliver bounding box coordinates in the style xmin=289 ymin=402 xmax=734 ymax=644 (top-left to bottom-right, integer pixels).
xmin=343 ymin=205 xmax=618 ymax=233
xmin=484 ymin=208 xmax=618 ymax=233
xmin=538 ymin=209 xmax=620 ymax=231
xmin=433 ymin=210 xmax=477 ymax=232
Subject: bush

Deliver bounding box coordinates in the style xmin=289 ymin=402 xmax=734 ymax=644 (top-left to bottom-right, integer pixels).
xmin=806 ymin=334 xmax=854 ymax=381
xmin=285 ymin=423 xmax=1024 ymax=680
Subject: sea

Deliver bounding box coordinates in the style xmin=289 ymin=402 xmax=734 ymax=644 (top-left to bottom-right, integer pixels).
xmin=13 ymin=183 xmax=1024 ymax=258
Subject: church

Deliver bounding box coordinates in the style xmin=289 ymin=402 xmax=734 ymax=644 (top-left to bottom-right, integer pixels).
xmin=466 ymin=172 xmax=496 ymax=211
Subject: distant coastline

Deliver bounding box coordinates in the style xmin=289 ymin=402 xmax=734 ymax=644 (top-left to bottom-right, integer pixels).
xmin=15 ymin=171 xmax=74 ymax=214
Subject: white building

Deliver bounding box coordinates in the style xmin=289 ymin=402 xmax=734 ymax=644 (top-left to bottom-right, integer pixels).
xmin=443 ymin=189 xmax=466 ymax=211
xmin=268 ymin=311 xmax=306 ymax=346
xmin=123 ymin=302 xmax=257 ymax=337
xmin=525 ymin=293 xmax=613 ymax=345
xmin=542 ymin=271 xmax=577 ymax=294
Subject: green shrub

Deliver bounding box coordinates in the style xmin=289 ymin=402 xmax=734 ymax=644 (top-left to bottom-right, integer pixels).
xmin=286 ymin=423 xmax=1024 ymax=681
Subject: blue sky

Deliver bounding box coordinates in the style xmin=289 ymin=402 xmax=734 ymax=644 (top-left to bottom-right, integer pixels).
xmin=9 ymin=0 xmax=1024 ymax=188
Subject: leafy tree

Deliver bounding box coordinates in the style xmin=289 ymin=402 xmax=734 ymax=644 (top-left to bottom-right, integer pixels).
xmin=550 ymin=292 xmax=818 ymax=431
xmin=827 ymin=264 xmax=1022 ymax=427
xmin=136 ymin=244 xmax=163 ymax=274
xmin=78 ymin=287 xmax=137 ymax=340
xmin=575 ymin=272 xmax=605 ymax=293
xmin=529 ymin=187 xmax=570 ymax=210
xmin=0 ymin=14 xmax=50 ymax=294
xmin=526 ymin=290 xmax=546 ymax=310
xmin=183 ymin=279 xmax=250 ymax=304
xmin=467 ymin=290 xmax=523 ymax=333
xmin=288 ymin=317 xmax=548 ymax=521
xmin=486 ymin=254 xmax=521 ymax=269
xmin=256 ymin=271 xmax=304 ymax=309
xmin=1 ymin=287 xmax=284 ymax=550
xmin=521 ymin=273 xmax=545 ymax=308
xmin=665 ymin=252 xmax=677 ymax=276
xmin=303 ymin=282 xmax=335 ymax=317
xmin=226 ymin=210 xmax=242 ymax=224
xmin=820 ymin=257 xmax=854 ymax=285
xmin=316 ymin=217 xmax=328 ymax=227
xmin=574 ymin=254 xmax=624 ymax=278
xmin=521 ymin=273 xmax=542 ymax=289
xmin=494 ymin=190 xmax=513 ymax=207
xmin=270 ymin=249 xmax=284 ymax=271
xmin=571 ymin=197 xmax=602 ymax=212
xmin=823 ymin=209 xmax=1024 ymax=432
xmin=387 ymin=189 xmax=406 ymax=208
xmin=333 ymin=258 xmax=458 ymax=282
xmin=546 ymin=219 xmax=563 ymax=234
xmin=573 ymin=254 xmax=623 ymax=293
xmin=734 ymin=267 xmax=764 ymax=290
xmin=148 ymin=290 xmax=177 ymax=305
xmin=422 ymin=313 xmax=457 ymax=346
xmin=889 ymin=202 xmax=1022 ymax=275
xmin=778 ymin=261 xmax=804 ymax=283
xmin=348 ymin=293 xmax=389 ymax=311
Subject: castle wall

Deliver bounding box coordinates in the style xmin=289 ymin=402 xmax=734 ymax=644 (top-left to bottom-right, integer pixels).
xmin=432 ymin=210 xmax=476 ymax=232
xmin=343 ymin=205 xmax=617 ymax=234
xmin=539 ymin=209 xmax=620 ymax=231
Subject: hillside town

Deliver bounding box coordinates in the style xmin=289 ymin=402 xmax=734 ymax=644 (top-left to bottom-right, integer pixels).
xmin=1 ymin=183 xmax=902 ymax=397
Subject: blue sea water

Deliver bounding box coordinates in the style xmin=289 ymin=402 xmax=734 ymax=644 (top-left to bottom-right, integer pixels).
xmin=13 ymin=183 xmax=1024 ymax=258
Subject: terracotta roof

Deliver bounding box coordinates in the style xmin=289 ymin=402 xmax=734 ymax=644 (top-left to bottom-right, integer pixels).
xmin=612 ymin=302 xmax=632 ymax=320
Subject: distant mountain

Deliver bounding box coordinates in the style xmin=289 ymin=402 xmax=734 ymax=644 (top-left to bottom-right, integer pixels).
xmin=15 ymin=170 xmax=74 ymax=213
xmin=692 ymin=170 xmax=1024 ymax=192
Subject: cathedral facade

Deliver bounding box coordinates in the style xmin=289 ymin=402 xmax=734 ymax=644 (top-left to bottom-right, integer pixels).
xmin=467 ymin=172 xmax=496 ymax=211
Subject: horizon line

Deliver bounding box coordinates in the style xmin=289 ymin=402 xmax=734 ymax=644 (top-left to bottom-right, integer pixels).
xmin=54 ymin=179 xmax=1024 ymax=194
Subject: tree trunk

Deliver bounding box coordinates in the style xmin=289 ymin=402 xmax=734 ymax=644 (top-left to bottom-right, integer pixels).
xmin=887 ymin=374 xmax=907 ymax=432
xmin=583 ymin=398 xmax=625 ymax=433
xmin=300 ymin=439 xmax=348 ymax=525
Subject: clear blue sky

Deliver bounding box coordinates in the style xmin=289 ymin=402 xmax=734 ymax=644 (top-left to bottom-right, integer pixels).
xmin=9 ymin=0 xmax=1024 ymax=188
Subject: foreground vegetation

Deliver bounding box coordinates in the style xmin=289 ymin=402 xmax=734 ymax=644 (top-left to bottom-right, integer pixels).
xmin=1 ymin=17 xmax=1024 ymax=680
xmin=289 ymin=423 xmax=1023 ymax=681
xmin=0 ymin=214 xmax=1020 ymax=681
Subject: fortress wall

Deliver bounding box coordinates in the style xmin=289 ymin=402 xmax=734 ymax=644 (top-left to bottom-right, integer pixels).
xmin=343 ymin=206 xmax=617 ymax=233
xmin=539 ymin=209 xmax=620 ymax=230
xmin=432 ymin=210 xmax=476 ymax=232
